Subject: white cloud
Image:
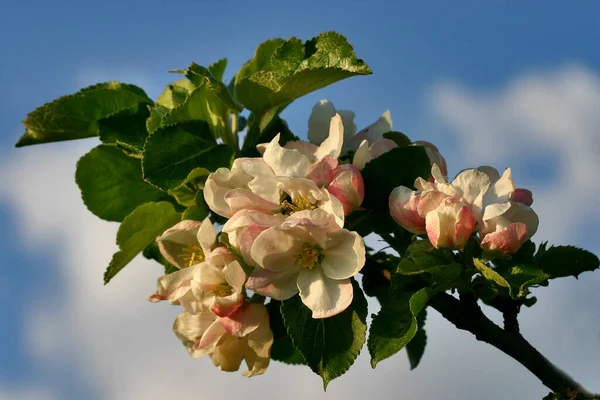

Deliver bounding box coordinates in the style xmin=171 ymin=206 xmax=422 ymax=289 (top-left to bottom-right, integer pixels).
xmin=1 ymin=64 xmax=599 ymax=400
xmin=0 ymin=388 xmax=57 ymax=400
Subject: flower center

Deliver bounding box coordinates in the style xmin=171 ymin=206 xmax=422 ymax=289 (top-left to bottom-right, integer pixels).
xmin=179 ymin=243 xmax=205 ymax=267
xmin=212 ymin=283 xmax=234 ymax=297
xmin=280 ymin=196 xmax=318 ymax=215
xmin=298 ymin=243 xmax=322 ymax=269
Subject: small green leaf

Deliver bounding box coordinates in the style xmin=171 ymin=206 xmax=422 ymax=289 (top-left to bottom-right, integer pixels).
xmin=182 ymin=192 xmax=210 ymax=221
xmin=168 ymin=167 xmax=211 ymax=207
xmin=397 ymin=240 xmax=455 ymax=275
xmin=537 ymin=245 xmax=599 ymax=279
xmin=368 ymin=288 xmax=429 ymax=368
xmin=142 ymin=121 xmax=233 ymax=191
xmin=105 ymin=202 xmax=181 ymax=284
xmin=17 ymin=82 xmax=152 ymax=147
xmin=382 ymin=131 xmax=411 ymax=148
xmin=207 ymin=58 xmax=227 ymax=81
xmin=266 ymin=301 xmax=306 ymax=365
xmin=156 ymin=79 xmax=196 ymax=109
xmin=75 ymin=145 xmax=170 ymax=222
xmin=234 ymin=32 xmax=371 ymax=114
xmin=142 ymin=241 xmax=178 ymax=275
xmin=281 ymin=279 xmax=367 ymax=389
xmin=361 ymin=146 xmax=431 ymax=211
xmin=406 ymin=308 xmax=427 ymax=370
xmin=474 ymin=258 xmax=510 ymax=288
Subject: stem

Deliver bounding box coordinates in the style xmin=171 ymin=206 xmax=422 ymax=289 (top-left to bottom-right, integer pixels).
xmin=429 ymin=292 xmax=599 ymax=400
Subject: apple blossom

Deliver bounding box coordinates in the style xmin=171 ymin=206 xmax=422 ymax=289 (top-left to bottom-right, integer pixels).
xmin=246 ymin=208 xmax=365 ymax=318
xmin=388 ymin=186 xmax=426 ymax=235
xmin=425 ymin=197 xmax=476 ymax=249
xmin=479 ymin=202 xmax=539 ymax=255
xmin=156 ymin=218 xmax=217 ymax=269
xmin=173 ymin=302 xmax=273 ymax=377
xmin=307 ymin=99 xmax=357 ymax=147
xmin=327 ymin=164 xmax=365 ymax=214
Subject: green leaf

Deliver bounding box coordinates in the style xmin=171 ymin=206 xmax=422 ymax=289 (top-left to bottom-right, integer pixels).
xmin=406 ymin=308 xmax=427 ymax=370
xmin=474 ymin=258 xmax=510 ymax=288
xmin=368 ymin=288 xmax=429 ymax=368
xmin=207 ymin=58 xmax=227 ymax=82
xmin=156 ymin=79 xmax=196 ymax=109
xmin=168 ymin=167 xmax=211 ymax=207
xmin=17 ymin=82 xmax=152 ymax=147
xmin=382 ymin=131 xmax=411 ymax=148
xmin=182 ymin=191 xmax=210 ymax=221
xmin=537 ymin=245 xmax=600 ymax=279
xmin=397 ymin=240 xmax=455 ymax=275
xmin=234 ymin=32 xmax=371 ymax=114
xmin=105 ymin=202 xmax=181 ymax=284
xmin=361 ymin=146 xmax=431 ymax=211
xmin=266 ymin=301 xmax=306 ymax=365
xmin=142 ymin=241 xmax=178 ymax=275
xmin=182 ymin=63 xmax=242 ymax=113
xmin=75 ymin=145 xmax=170 ymax=222
xmin=281 ymin=279 xmax=367 ymax=389
xmin=98 ymin=105 xmax=150 ymax=155
xmin=498 ymin=264 xmax=550 ymax=298
xmin=142 ymin=121 xmax=233 ymax=191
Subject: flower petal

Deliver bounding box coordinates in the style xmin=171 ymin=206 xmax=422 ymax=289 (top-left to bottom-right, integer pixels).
xmin=308 ymin=99 xmax=337 ymax=145
xmin=263 ymin=133 xmax=311 ymax=177
xmin=250 ymin=226 xmax=305 ymax=272
xmin=173 ymin=311 xmax=217 ymax=358
xmin=320 ymin=230 xmax=365 ymax=280
xmin=315 ymin=114 xmax=344 ymax=161
xmin=297 ymin=269 xmax=353 ymax=318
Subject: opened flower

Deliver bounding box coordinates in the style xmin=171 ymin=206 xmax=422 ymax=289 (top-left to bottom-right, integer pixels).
xmin=246 ymin=208 xmax=365 ymax=318
xmin=156 ymin=218 xmax=217 ymax=269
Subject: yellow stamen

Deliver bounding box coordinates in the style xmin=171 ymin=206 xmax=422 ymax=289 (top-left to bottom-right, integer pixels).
xmin=280 ymin=196 xmax=318 ymax=215
xmin=213 ymin=283 xmax=234 ymax=297
xmin=298 ymin=243 xmax=322 ymax=270
xmin=179 ymin=243 xmax=205 ymax=267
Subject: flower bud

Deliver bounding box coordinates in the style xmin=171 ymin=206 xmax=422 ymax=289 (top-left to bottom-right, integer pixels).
xmin=327 ymin=164 xmax=365 ymax=214
xmin=511 ymin=188 xmax=533 ymax=206
xmin=425 ymin=197 xmax=476 ymax=249
xmin=389 ymin=186 xmax=426 ymax=234
xmin=480 ymin=202 xmax=539 ymax=255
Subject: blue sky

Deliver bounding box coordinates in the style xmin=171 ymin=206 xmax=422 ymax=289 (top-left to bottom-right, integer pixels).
xmin=1 ymin=1 xmax=599 ymax=399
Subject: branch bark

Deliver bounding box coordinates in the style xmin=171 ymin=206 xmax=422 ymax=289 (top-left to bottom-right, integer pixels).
xmin=429 ymin=292 xmax=599 ymax=400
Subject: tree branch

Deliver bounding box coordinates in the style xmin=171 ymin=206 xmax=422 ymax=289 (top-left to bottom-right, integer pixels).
xmin=429 ymin=292 xmax=599 ymax=400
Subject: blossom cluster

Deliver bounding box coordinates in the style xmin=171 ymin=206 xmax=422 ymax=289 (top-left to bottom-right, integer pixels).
xmin=147 ymin=99 xmax=539 ymax=377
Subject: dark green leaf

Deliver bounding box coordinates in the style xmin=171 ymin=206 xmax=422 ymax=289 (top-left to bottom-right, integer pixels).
xmin=281 ymin=279 xmax=367 ymax=389
xmin=361 ymin=146 xmax=431 ymax=211
xmin=182 ymin=191 xmax=210 ymax=220
xmin=75 ymin=145 xmax=170 ymax=222
xmin=406 ymin=308 xmax=427 ymax=370
xmin=17 ymin=82 xmax=152 ymax=147
xmin=397 ymin=240 xmax=455 ymax=275
xmin=537 ymin=246 xmax=599 ymax=279
xmin=105 ymin=202 xmax=181 ymax=283
xmin=382 ymin=131 xmax=411 ymax=148
xmin=368 ymin=288 xmax=429 ymax=368
xmin=266 ymin=301 xmax=306 ymax=365
xmin=234 ymin=32 xmax=371 ymax=114
xmin=142 ymin=121 xmax=233 ymax=190
xmin=98 ymin=105 xmax=150 ymax=154
xmin=168 ymin=167 xmax=211 ymax=207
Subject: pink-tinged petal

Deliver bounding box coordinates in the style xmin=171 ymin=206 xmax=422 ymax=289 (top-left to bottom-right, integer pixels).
xmin=196 ymin=319 xmax=227 ymax=351
xmin=308 ymin=99 xmax=338 ymax=145
xmin=315 ymin=114 xmax=344 ymax=161
xmin=306 ymin=155 xmax=338 ymax=187
xmin=416 ymin=190 xmax=449 ymax=218
xmin=225 ymin=260 xmax=246 ymax=293
xmin=454 ymin=205 xmax=476 ymax=248
xmin=482 ymin=202 xmax=512 ymax=223
xmin=238 ymin=224 xmax=270 ymax=266
xmin=389 ymin=186 xmax=427 ymax=234
xmin=512 ymin=188 xmax=533 ymax=206
xmin=327 ymin=164 xmax=365 ymax=214
xmin=321 ymin=230 xmax=365 ymax=280
xmin=195 ymin=262 xmax=226 ymax=292
xmin=430 ymin=164 xmax=448 ymax=185
xmin=250 ymin=226 xmax=305 ymax=272
xmin=263 ymin=133 xmax=311 ymax=177
xmin=173 ymin=311 xmax=217 ymax=358
xmin=246 ymin=267 xmax=301 ymax=300
xmin=204 ymin=163 xmax=253 ymax=217
xmin=148 ymin=266 xmax=197 ymax=303
xmin=210 ymin=292 xmax=245 ymax=318
xmin=481 ymin=222 xmax=528 ymax=254
xmin=318 ymin=190 xmax=346 ymax=228
xmin=220 ymin=302 xmax=266 ymax=337
xmin=425 ymin=210 xmax=443 ymax=248
xmin=224 ymin=188 xmax=279 ymax=214
xmin=197 ymin=217 xmax=217 ymax=255
xmin=451 ymin=169 xmax=491 ymax=205
xmin=157 ymin=220 xmax=203 ymax=268
xmin=297 ymin=269 xmax=353 ymax=318
xmin=278 ymin=176 xmax=324 ymax=203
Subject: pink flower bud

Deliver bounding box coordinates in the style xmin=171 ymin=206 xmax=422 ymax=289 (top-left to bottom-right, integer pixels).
xmin=389 ymin=186 xmax=427 ymax=234
xmin=327 ymin=164 xmax=365 ymax=215
xmin=480 ymin=202 xmax=539 ymax=255
xmin=511 ymin=188 xmax=533 ymax=206
xmin=425 ymin=197 xmax=476 ymax=249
